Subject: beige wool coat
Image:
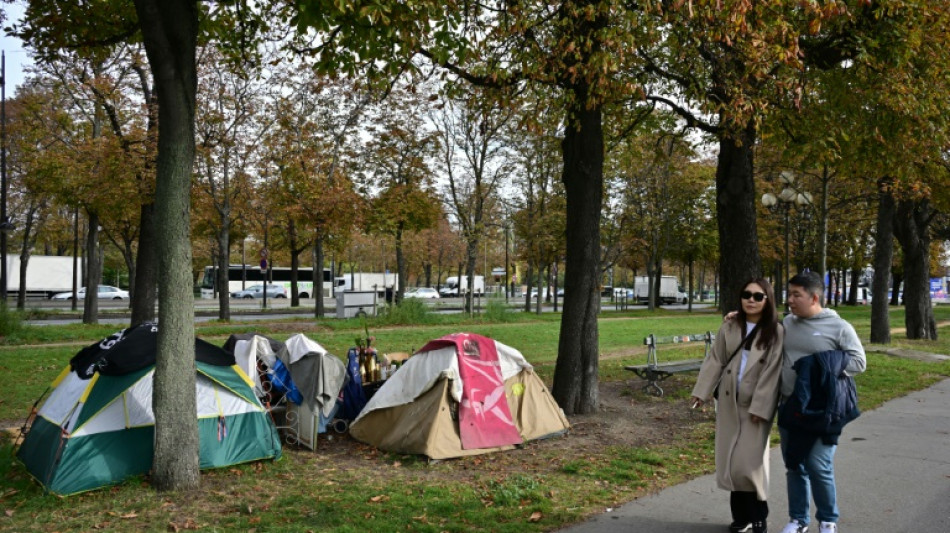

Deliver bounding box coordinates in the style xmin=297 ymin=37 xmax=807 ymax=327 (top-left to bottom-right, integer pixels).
xmin=692 ymin=319 xmax=783 ymax=500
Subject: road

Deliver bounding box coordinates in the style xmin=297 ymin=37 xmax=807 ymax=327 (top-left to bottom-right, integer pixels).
xmin=22 ymin=296 xmax=715 ymax=326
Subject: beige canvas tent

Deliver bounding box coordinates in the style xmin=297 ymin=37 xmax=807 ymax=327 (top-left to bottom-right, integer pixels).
xmin=349 ymin=336 xmax=569 ymax=459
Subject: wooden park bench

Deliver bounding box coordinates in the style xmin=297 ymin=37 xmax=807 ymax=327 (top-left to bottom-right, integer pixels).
xmin=624 ymin=331 xmax=715 ymax=396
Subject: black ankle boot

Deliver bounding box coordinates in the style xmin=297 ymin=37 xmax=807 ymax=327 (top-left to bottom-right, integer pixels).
xmin=752 ymin=521 xmax=768 ymax=533
xmin=729 ymin=522 xmax=752 ymax=533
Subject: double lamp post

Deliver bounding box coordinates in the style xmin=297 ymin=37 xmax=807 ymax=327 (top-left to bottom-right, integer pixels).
xmin=761 ymin=171 xmax=811 ymax=307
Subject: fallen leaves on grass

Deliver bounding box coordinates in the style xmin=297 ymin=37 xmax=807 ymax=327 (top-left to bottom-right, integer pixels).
xmin=167 ymin=518 xmax=199 ymax=531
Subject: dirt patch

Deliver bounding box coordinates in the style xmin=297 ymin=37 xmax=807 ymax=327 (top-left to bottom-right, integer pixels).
xmin=260 ymin=375 xmax=713 ymax=481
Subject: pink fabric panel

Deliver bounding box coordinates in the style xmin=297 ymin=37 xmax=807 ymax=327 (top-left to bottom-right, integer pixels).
xmin=419 ymin=333 xmax=522 ymax=450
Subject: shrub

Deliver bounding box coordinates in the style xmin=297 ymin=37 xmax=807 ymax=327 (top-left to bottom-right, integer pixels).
xmin=375 ymin=298 xmax=435 ymax=325
xmin=482 ymin=296 xmax=514 ymax=322
xmin=0 ymin=301 xmax=24 ymax=338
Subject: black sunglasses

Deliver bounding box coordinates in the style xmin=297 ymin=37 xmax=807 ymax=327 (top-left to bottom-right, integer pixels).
xmin=741 ymin=291 xmax=767 ymax=302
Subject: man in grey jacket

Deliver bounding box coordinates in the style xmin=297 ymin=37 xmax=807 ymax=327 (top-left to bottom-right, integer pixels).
xmin=779 ymin=272 xmax=867 ymax=533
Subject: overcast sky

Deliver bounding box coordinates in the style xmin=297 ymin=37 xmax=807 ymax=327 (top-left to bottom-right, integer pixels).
xmin=2 ymin=1 xmax=30 ymax=93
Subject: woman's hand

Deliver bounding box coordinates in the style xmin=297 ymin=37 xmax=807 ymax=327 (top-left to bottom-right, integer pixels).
xmin=690 ymin=396 xmax=703 ymax=409
xmin=723 ymin=311 xmax=738 ymax=322
xmin=750 ymin=414 xmax=766 ymax=424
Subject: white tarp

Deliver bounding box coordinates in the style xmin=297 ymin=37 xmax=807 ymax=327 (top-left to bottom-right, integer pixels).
xmin=353 ymin=339 xmax=532 ymax=425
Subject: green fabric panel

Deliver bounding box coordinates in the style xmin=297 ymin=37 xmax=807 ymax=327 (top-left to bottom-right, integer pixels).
xmin=197 ymin=362 xmax=261 ymax=406
xmin=74 ymin=368 xmax=152 ymax=429
xmin=16 ymin=416 xmax=66 ymax=489
xmin=50 ymin=427 xmax=154 ymax=496
xmin=198 ymin=411 xmax=281 ymax=469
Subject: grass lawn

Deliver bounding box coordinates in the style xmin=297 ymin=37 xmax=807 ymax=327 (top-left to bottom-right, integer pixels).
xmin=0 ymin=303 xmax=948 ymax=532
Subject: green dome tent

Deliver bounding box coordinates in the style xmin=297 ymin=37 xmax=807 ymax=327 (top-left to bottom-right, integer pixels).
xmin=16 ymin=323 xmax=281 ymax=495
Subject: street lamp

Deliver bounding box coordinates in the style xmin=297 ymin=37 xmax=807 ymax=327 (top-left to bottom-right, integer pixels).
xmin=761 ymin=171 xmax=811 ymax=307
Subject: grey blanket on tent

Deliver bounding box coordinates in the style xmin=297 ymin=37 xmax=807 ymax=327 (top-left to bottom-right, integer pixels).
xmin=284 ymin=350 xmax=346 ymax=418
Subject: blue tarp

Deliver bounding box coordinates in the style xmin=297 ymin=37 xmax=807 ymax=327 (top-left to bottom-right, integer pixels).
xmin=337 ymin=348 xmax=367 ymax=421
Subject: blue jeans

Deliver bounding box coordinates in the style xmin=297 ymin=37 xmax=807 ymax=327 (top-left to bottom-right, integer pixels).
xmin=779 ymin=426 xmax=839 ymax=525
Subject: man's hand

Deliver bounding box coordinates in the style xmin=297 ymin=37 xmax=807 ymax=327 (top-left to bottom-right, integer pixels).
xmin=750 ymin=414 xmax=766 ymax=424
xmin=690 ymin=397 xmax=703 ymax=409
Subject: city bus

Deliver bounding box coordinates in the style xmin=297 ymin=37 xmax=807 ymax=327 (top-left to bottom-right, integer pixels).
xmin=198 ymin=264 xmax=333 ymax=299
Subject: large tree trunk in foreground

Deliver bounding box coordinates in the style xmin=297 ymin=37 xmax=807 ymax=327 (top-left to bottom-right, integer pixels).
xmin=716 ymin=119 xmax=761 ymax=315
xmin=894 ymin=197 xmax=937 ymax=340
xmin=551 ymin=95 xmax=603 ymax=416
xmin=870 ymin=181 xmax=895 ymax=344
xmin=135 ymin=0 xmax=199 ymax=492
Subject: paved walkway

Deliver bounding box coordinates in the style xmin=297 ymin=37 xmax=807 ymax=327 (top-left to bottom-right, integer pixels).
xmin=557 ymin=378 xmax=950 ymax=533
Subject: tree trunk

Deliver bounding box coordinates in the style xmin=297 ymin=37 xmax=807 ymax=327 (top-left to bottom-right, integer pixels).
xmin=893 ymin=197 xmax=937 ymax=340
xmin=134 ymin=0 xmax=200 ymax=492
xmin=817 ymin=166 xmax=830 ymax=281
xmin=715 ymin=119 xmax=761 ymax=315
xmin=82 ymin=210 xmax=102 ymax=324
xmin=288 ymin=219 xmax=301 ymax=307
xmin=15 ymin=203 xmax=39 ymax=311
xmin=687 ymin=256 xmax=694 ymax=312
xmin=290 ymin=247 xmax=301 ymax=306
xmin=890 ymin=272 xmax=902 ymax=306
xmin=523 ymin=263 xmax=534 ymax=312
xmin=645 ymin=263 xmax=656 ymax=310
xmin=215 ymin=222 xmax=230 ymax=321
xmin=547 ymin=264 xmax=555 ymax=304
xmin=870 ymin=181 xmax=895 ymax=343
xmin=826 ymin=268 xmax=835 ymax=306
xmin=395 ymin=225 xmax=406 ymax=304
xmin=313 ymin=237 xmax=326 ymax=317
xmin=16 ymin=252 xmax=30 ymax=310
xmin=466 ymin=237 xmax=477 ymax=314
xmin=551 ymin=96 xmax=602 ymax=416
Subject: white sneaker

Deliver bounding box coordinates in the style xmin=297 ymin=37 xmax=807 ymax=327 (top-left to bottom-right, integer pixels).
xmin=780 ymin=520 xmax=808 ymax=533
xmin=818 ymin=522 xmax=837 ymax=533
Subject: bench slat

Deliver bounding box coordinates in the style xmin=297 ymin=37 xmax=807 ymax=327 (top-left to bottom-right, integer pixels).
xmin=625 ymin=359 xmax=704 ymax=373
xmin=648 ymin=334 xmax=709 ymax=345
xmin=629 ymin=332 xmax=713 ymax=396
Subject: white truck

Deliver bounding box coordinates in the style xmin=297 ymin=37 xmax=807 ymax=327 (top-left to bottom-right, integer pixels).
xmin=4 ymin=255 xmax=80 ymax=298
xmin=630 ymin=276 xmax=687 ymax=304
xmin=441 ymin=275 xmax=485 ymax=296
xmin=334 ymin=272 xmax=398 ymax=298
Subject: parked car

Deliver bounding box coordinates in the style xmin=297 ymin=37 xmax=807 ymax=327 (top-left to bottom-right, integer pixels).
xmin=438 ymin=286 xmax=458 ymax=296
xmin=51 ymin=285 xmax=130 ymax=301
xmin=230 ymin=284 xmax=287 ymax=299
xmin=404 ymin=287 xmax=440 ymax=299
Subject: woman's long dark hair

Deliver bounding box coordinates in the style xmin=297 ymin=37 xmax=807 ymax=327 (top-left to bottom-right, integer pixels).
xmin=737 ymin=277 xmax=779 ymax=353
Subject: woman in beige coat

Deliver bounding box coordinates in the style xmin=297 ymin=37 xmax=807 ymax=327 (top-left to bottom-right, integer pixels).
xmin=691 ymin=278 xmax=784 ymax=533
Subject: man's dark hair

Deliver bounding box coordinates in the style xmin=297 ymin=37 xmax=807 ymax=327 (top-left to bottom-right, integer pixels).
xmin=789 ymin=271 xmax=824 ymax=298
